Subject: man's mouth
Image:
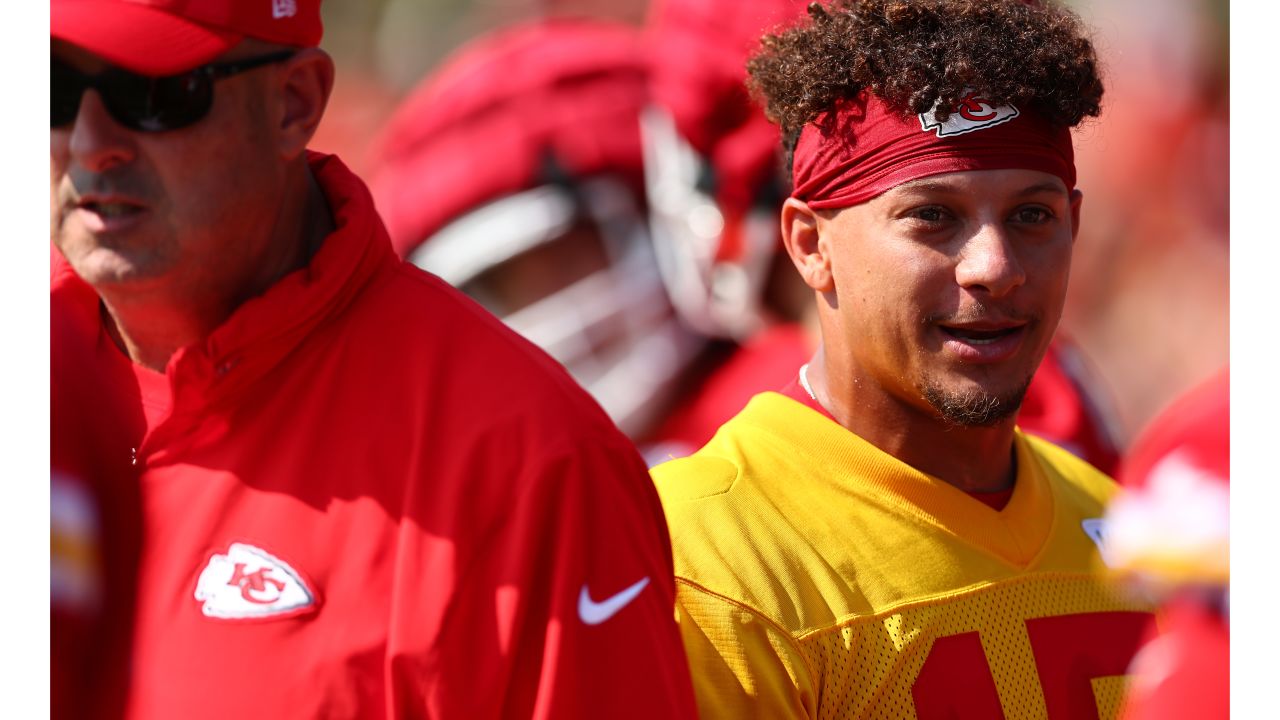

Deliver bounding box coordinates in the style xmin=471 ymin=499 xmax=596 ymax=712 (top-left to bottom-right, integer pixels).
xmin=79 ymin=200 xmax=145 ymax=218
xmin=70 ymin=195 xmax=148 ymax=233
xmin=935 ymin=320 xmax=1031 ymax=363
xmin=939 ymin=325 xmax=1024 ymax=345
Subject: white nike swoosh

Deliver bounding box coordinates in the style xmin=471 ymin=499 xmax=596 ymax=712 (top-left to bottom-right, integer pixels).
xmin=578 ymin=577 xmax=650 ymax=625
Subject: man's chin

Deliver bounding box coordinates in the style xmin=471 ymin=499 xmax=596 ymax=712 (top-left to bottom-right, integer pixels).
xmin=918 ymin=375 xmax=1032 ymax=428
xmin=67 ymin=249 xmax=168 ymax=291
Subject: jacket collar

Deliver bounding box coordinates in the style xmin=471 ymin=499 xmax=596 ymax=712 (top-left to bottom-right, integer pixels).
xmin=55 ymin=152 xmax=397 ymax=409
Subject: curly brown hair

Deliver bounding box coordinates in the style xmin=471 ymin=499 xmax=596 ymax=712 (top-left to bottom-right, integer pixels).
xmin=747 ymin=0 xmax=1104 ymax=174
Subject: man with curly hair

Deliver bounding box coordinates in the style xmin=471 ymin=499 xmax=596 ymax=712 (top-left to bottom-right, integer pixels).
xmin=651 ymin=1 xmax=1153 ymax=717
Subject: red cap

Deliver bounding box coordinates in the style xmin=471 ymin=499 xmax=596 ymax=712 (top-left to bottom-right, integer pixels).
xmin=51 ymin=0 xmax=324 ymax=76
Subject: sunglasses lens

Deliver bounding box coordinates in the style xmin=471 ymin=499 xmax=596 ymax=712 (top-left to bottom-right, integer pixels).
xmin=51 ymin=59 xmax=86 ymax=127
xmin=100 ymin=71 xmax=212 ymax=133
xmin=139 ymin=73 xmax=213 ymax=132
xmin=51 ymin=50 xmax=290 ymax=133
xmin=51 ymin=60 xmax=214 ymax=133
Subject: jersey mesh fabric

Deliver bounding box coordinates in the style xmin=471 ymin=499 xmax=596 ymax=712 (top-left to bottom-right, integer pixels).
xmin=792 ymin=577 xmax=1144 ymax=718
xmin=654 ymin=392 xmax=1152 ymax=719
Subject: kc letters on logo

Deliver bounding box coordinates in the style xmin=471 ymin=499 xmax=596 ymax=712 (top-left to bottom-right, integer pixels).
xmin=919 ymin=91 xmax=1021 ymax=138
xmin=194 ymin=542 xmax=316 ymax=620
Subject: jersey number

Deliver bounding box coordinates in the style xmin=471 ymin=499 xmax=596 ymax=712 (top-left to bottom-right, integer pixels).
xmin=911 ymin=611 xmax=1150 ymax=719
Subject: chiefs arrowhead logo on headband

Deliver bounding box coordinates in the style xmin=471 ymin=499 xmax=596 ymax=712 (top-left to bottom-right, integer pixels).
xmin=791 ymin=90 xmax=1075 ymax=209
xmin=919 ymin=92 xmax=1021 ymax=138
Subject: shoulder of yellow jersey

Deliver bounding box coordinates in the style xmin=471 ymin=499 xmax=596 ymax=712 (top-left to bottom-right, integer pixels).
xmin=653 ymin=453 xmax=740 ymax=504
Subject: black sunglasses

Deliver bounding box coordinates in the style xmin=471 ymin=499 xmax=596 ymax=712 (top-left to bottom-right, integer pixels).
xmin=52 ymin=50 xmax=296 ymax=133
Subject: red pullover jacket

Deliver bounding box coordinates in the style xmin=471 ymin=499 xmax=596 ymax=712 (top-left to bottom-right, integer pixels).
xmin=50 ymin=153 xmax=697 ymax=719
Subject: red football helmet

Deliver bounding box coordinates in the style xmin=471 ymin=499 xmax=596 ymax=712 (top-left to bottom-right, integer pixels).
xmin=369 ymin=20 xmax=705 ymax=438
xmin=641 ymin=0 xmax=807 ymax=338
xmin=1109 ymin=368 xmax=1229 ymax=585
xmin=1107 ymin=368 xmax=1229 ymax=720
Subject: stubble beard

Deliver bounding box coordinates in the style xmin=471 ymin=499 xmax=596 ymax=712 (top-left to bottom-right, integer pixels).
xmin=919 ymin=372 xmax=1034 ymax=427
xmin=917 ymin=305 xmax=1044 ymax=427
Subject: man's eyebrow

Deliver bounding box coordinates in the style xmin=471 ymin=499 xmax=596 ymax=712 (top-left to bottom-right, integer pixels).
xmin=892 ymin=179 xmax=1068 ymax=197
xmin=893 ymin=179 xmax=960 ymax=194
xmin=1015 ymin=181 xmax=1069 ymax=198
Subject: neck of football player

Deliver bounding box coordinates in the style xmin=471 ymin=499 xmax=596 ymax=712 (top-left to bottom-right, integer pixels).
xmin=101 ymin=166 xmax=334 ymax=373
xmin=807 ymin=346 xmax=1018 ymax=494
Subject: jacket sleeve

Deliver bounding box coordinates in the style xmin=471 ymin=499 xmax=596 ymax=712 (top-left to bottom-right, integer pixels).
xmin=419 ymin=434 xmax=698 ymax=719
xmin=675 ymin=581 xmax=818 ymax=719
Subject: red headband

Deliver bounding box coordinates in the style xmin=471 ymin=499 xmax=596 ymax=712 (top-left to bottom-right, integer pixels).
xmin=791 ymin=91 xmax=1075 ymax=208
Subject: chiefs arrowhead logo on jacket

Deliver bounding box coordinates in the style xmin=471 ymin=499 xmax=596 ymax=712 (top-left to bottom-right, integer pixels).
xmin=194 ymin=542 xmax=318 ymax=620
xmin=919 ymin=91 xmax=1021 ymax=138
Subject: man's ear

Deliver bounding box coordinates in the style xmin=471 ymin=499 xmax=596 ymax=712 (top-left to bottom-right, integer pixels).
xmin=274 ymin=48 xmax=335 ymax=161
xmin=1069 ymin=188 xmax=1084 ymax=241
xmin=781 ymin=197 xmax=834 ymax=293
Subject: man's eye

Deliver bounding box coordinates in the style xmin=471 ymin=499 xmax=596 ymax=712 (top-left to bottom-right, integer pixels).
xmin=1012 ymin=207 xmax=1053 ymax=224
xmin=909 ymin=207 xmax=948 ymax=223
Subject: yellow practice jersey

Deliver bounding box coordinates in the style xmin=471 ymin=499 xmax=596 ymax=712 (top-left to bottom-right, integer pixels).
xmin=653 ymin=392 xmax=1152 ymax=720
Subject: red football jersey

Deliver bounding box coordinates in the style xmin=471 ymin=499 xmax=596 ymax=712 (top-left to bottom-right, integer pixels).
xmin=51 ymin=153 xmax=697 ymax=719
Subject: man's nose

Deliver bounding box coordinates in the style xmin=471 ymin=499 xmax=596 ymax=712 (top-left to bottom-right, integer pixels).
xmin=954 ymin=223 xmax=1026 ymax=298
xmin=66 ymin=90 xmax=137 ymax=173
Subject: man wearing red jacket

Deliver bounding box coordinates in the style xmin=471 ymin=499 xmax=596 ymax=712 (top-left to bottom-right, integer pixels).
xmin=49 ymin=1 xmax=697 ymax=717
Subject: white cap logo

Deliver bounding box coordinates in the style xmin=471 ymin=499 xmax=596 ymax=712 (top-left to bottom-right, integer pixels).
xmin=272 ymin=0 xmax=297 ymax=19
xmin=919 ymin=91 xmax=1020 ymax=138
